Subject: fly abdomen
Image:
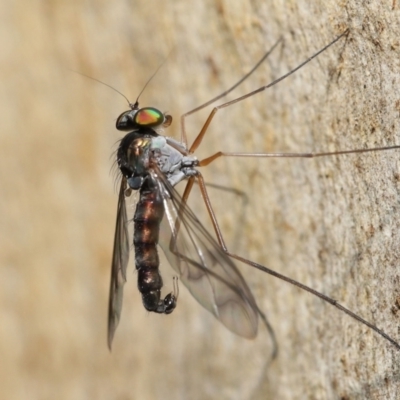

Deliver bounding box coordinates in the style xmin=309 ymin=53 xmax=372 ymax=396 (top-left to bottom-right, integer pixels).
xmin=133 ymin=180 xmax=176 ymax=314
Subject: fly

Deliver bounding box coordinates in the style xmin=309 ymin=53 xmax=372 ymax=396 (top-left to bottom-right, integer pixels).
xmin=108 ymin=105 xmax=271 ymax=349
xmin=107 ymin=29 xmax=400 ymax=354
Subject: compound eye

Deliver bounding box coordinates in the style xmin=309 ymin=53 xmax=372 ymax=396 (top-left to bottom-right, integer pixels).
xmin=134 ymin=107 xmax=164 ymax=127
xmin=116 ymin=110 xmax=138 ymax=131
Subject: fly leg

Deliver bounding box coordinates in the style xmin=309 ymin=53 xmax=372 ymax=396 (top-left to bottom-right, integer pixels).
xmin=166 ymin=175 xmax=279 ymax=361
xmin=193 ymin=170 xmax=400 ymax=351
xmin=186 ymin=30 xmax=349 ymax=154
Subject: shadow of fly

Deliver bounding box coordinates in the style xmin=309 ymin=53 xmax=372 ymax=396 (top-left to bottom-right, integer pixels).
xmin=107 ymin=29 xmax=400 ymax=355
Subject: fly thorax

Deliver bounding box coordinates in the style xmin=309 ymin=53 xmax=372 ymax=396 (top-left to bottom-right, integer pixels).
xmin=125 ymin=137 xmax=153 ymax=187
xmin=127 ymin=138 xmax=152 ymax=175
xmin=150 ymin=136 xmax=184 ymax=174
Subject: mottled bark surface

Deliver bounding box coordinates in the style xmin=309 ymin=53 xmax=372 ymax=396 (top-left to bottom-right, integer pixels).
xmin=1 ymin=1 xmax=400 ymax=399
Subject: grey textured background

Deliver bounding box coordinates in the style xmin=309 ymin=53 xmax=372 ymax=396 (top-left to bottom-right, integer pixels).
xmin=1 ymin=1 xmax=400 ymax=399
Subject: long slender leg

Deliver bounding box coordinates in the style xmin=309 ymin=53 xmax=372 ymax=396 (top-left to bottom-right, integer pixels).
xmin=198 ymin=181 xmax=249 ymax=251
xmin=166 ymin=176 xmax=278 ymax=359
xmin=197 ymin=145 xmax=400 ymax=166
xmin=188 ymin=30 xmax=349 ymax=153
xmin=194 ymin=171 xmax=400 ymax=350
xmin=180 ymin=37 xmax=283 ymax=146
xmin=167 ymin=177 xmax=196 ymax=254
xmin=197 ymin=181 xmax=249 ymax=203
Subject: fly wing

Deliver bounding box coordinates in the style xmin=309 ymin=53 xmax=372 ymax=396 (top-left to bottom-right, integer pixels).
xmin=154 ymin=171 xmax=259 ymax=339
xmin=108 ymin=177 xmax=130 ymax=349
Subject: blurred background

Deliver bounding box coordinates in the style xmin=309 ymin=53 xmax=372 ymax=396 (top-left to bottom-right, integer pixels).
xmin=1 ymin=1 xmax=400 ymax=399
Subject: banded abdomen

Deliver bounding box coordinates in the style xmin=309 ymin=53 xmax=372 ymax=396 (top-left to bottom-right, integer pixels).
xmin=133 ymin=169 xmax=176 ymax=314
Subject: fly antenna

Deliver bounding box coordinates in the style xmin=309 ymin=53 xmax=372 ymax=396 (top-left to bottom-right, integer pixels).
xmin=69 ymin=51 xmax=171 ymax=110
xmin=68 ymin=68 xmax=135 ymax=108
xmin=135 ymin=51 xmax=172 ymax=104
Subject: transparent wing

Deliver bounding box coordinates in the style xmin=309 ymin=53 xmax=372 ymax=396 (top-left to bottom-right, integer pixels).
xmin=153 ymin=170 xmax=259 ymax=339
xmin=108 ymin=177 xmax=130 ymax=349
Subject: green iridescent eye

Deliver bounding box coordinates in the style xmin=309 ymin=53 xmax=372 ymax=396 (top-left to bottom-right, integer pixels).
xmin=134 ymin=107 xmax=164 ymax=127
